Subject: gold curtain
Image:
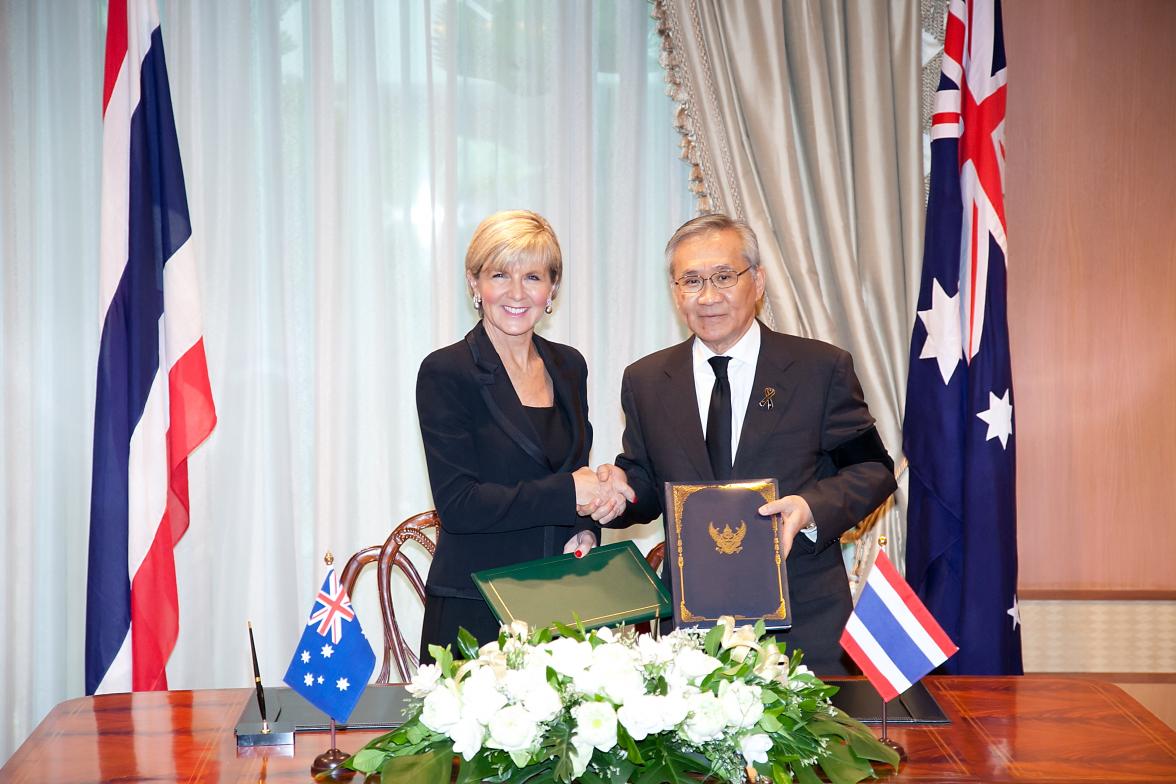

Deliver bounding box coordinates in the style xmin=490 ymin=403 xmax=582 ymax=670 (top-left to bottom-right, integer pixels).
xmin=654 ymin=0 xmax=924 ymax=577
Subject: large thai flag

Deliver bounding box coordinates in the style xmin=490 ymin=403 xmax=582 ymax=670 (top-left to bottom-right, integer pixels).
xmin=902 ymin=0 xmax=1022 ymax=675
xmin=86 ymin=0 xmax=217 ymax=695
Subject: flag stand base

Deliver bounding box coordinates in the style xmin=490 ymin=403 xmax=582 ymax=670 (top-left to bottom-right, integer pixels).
xmin=311 ymin=720 xmax=356 ymax=780
xmin=311 ymin=748 xmax=355 ymax=780
xmin=880 ymin=736 xmax=908 ymax=764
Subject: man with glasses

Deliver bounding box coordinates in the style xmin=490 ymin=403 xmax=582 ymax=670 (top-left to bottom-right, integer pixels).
xmin=602 ymin=213 xmax=895 ymax=674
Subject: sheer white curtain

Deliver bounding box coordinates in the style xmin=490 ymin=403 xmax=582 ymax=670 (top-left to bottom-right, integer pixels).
xmin=0 ymin=0 xmax=691 ymax=759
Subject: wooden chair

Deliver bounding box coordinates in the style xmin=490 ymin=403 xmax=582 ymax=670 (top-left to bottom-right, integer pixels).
xmin=340 ymin=510 xmax=439 ymax=684
xmin=646 ymin=541 xmax=665 ymax=573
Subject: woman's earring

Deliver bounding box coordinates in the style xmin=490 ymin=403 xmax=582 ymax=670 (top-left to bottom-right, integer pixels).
xmin=544 ymin=298 xmax=553 ymax=315
xmin=473 ymin=293 xmax=482 ymax=310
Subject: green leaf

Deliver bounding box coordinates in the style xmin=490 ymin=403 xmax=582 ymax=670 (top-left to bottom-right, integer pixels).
xmin=632 ymin=755 xmax=694 ymax=784
xmin=816 ymin=739 xmax=874 ymax=784
xmin=753 ymin=619 xmax=766 ymax=639
xmin=456 ymin=627 xmax=482 ymax=660
xmin=772 ymin=762 xmax=795 ymax=784
xmin=840 ymin=722 xmax=900 ymax=768
xmin=405 ymin=722 xmax=427 ymax=745
xmin=608 ymin=760 xmax=637 ymax=784
xmin=618 ymin=727 xmax=645 ymax=766
xmin=577 ymin=770 xmax=608 ymax=784
xmin=350 ymin=749 xmax=388 ymax=774
xmin=429 ymin=644 xmax=454 ymax=676
xmin=792 ymin=763 xmax=823 ymax=784
xmin=552 ymin=620 xmax=583 ymax=641
xmin=374 ymin=746 xmax=453 ymax=784
xmin=703 ymin=625 xmax=724 ymax=656
xmin=454 ymin=753 xmax=497 ymax=784
xmin=757 ymin=713 xmax=782 ymax=733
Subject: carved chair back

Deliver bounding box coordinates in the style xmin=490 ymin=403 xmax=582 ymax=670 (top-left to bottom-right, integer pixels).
xmin=340 ymin=510 xmax=439 ymax=684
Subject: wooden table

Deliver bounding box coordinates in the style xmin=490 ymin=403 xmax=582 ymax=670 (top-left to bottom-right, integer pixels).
xmin=4 ymin=677 xmax=1176 ymax=782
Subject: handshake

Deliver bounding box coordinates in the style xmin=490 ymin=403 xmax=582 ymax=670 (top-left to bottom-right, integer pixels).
xmin=572 ymin=464 xmax=635 ymax=525
xmin=562 ymin=464 xmax=635 ymax=558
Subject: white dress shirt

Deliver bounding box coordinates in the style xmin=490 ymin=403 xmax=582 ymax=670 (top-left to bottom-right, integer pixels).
xmin=692 ymin=319 xmax=760 ymax=459
xmin=692 ymin=320 xmax=817 ymax=538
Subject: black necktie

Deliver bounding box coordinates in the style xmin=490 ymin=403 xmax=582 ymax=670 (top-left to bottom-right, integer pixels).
xmin=706 ymin=356 xmax=733 ymax=480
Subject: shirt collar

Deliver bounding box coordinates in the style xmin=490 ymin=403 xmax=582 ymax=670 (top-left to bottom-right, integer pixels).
xmin=692 ymin=319 xmax=761 ymax=367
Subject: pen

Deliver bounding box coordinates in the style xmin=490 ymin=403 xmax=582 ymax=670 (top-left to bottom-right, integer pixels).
xmin=247 ymin=621 xmax=270 ymax=734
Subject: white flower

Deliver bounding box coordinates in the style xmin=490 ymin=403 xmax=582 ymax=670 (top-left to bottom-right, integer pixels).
xmin=485 ymin=704 xmax=540 ymax=752
xmin=718 ymin=679 xmax=764 ymax=729
xmin=541 ymin=636 xmax=594 ymax=679
xmin=504 ymin=619 xmax=531 ymax=639
xmin=420 ymin=680 xmax=462 ymax=733
xmin=681 ymin=691 xmax=728 ymax=744
xmin=476 ymin=643 xmax=510 ymax=678
xmin=635 ymin=634 xmax=676 ymax=667
xmin=571 ymin=700 xmax=618 ymax=751
xmin=593 ymin=626 xmax=615 ymax=643
xmin=617 ymin=694 xmax=689 ymax=740
xmin=783 ymin=663 xmax=813 ymax=690
xmin=584 ymin=643 xmax=646 ymax=705
xmin=718 ymin=616 xmax=760 ymax=662
xmin=667 ymin=648 xmax=722 ymax=687
xmin=450 ymin=715 xmax=486 ymax=760
xmin=568 ymin=733 xmax=595 ymax=779
xmin=504 ymin=664 xmax=563 ymax=723
xmin=458 ymin=664 xmax=507 ymax=724
xmin=752 ymin=645 xmax=784 ymax=682
xmin=405 ymin=663 xmax=443 ymax=697
xmin=738 ymin=732 xmax=773 ymax=765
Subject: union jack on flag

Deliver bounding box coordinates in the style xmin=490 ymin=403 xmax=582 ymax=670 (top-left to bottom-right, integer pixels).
xmin=308 ymin=568 xmax=356 ymax=644
xmin=284 ymin=567 xmax=375 ymax=723
xmin=903 ymin=0 xmax=1023 ymax=675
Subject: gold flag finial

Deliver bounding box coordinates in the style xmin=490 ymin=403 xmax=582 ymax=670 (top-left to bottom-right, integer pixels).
xmin=324 ymin=551 xmax=334 ymax=566
xmin=877 ymin=535 xmax=888 ymax=547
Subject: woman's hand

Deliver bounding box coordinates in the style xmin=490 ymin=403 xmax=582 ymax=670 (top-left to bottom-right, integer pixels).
xmin=573 ymin=464 xmax=635 ymax=525
xmin=562 ymin=529 xmax=598 ymax=558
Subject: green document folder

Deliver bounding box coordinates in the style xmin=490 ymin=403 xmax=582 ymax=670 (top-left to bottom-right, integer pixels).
xmin=471 ymin=541 xmax=671 ymax=632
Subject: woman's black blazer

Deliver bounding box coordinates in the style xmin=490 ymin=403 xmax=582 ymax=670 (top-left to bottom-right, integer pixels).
xmin=415 ymin=321 xmax=596 ymax=599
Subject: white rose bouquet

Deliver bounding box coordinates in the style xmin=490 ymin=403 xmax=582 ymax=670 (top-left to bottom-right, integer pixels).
xmin=348 ymin=618 xmax=899 ymax=783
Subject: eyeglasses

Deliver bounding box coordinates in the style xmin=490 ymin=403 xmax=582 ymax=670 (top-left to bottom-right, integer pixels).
xmin=673 ymin=267 xmax=752 ymax=294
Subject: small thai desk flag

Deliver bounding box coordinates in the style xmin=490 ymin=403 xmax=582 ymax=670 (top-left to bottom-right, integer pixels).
xmin=839 ymin=550 xmax=958 ymax=702
xmin=283 ymin=567 xmax=376 ymax=723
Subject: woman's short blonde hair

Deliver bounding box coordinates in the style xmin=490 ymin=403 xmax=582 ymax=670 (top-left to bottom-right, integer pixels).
xmin=465 ymin=210 xmax=563 ymax=287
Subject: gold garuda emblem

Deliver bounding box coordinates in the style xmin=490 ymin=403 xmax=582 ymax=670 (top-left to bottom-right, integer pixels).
xmin=708 ymin=521 xmax=747 ymax=555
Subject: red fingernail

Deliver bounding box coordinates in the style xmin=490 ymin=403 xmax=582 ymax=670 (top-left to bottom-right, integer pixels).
xmin=575 ymin=550 xmax=583 ymax=558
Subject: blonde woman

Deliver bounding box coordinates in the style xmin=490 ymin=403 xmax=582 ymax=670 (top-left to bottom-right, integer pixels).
xmin=415 ymin=210 xmax=632 ymax=658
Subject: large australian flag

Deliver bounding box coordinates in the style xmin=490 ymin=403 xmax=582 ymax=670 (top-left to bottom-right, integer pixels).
xmin=283 ymin=567 xmax=376 ymax=722
xmin=903 ymin=0 xmax=1022 ymax=675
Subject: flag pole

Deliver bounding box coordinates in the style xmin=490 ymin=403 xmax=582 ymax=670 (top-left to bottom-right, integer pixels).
xmin=875 ymin=536 xmax=907 ymax=763
xmin=309 ymin=551 xmax=356 ymax=781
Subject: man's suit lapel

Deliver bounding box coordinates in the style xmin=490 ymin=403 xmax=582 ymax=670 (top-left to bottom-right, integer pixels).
xmin=663 ymin=338 xmax=715 ymax=480
xmin=733 ymin=327 xmax=796 ymax=477
xmin=465 ymin=323 xmax=549 ymax=469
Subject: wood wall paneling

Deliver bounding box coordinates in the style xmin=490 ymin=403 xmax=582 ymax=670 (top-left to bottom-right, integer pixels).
xmin=1003 ymin=0 xmax=1176 ymax=591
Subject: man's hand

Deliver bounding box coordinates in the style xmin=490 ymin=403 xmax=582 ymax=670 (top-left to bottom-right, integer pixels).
xmin=574 ymin=464 xmax=635 ymax=525
xmin=758 ymin=494 xmax=814 ymax=559
xmin=562 ymin=529 xmax=598 ymax=558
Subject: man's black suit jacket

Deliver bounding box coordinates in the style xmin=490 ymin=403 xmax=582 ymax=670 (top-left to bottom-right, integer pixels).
xmin=416 ymin=321 xmax=596 ymax=601
xmin=614 ymin=325 xmax=896 ymax=673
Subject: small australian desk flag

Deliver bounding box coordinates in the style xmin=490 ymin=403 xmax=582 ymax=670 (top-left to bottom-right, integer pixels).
xmin=283 ymin=566 xmax=375 ymax=723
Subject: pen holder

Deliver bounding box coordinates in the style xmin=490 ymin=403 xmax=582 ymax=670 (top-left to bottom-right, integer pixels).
xmin=235 ymin=721 xmax=295 ymax=748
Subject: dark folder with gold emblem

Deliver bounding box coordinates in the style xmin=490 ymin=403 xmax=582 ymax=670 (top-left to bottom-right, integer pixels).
xmin=664 ymin=479 xmax=791 ymax=630
xmin=472 ymin=541 xmax=671 ymax=632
